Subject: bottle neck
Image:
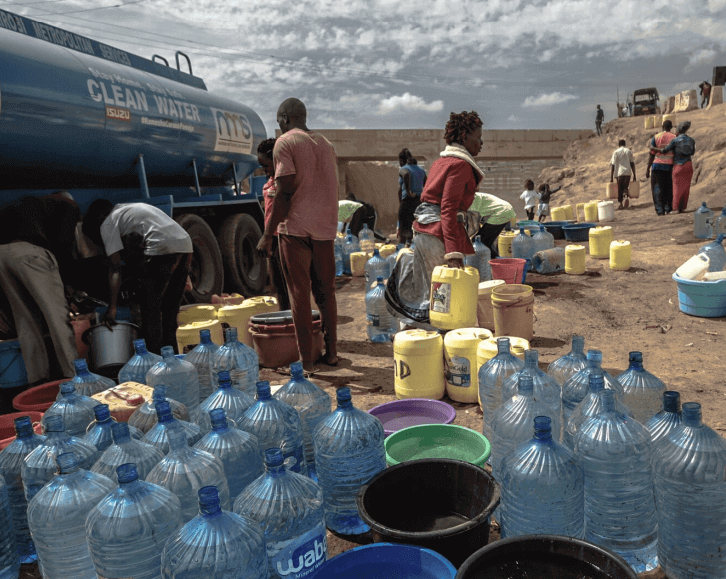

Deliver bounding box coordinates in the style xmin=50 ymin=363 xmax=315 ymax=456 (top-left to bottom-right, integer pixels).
xmin=496 ymin=338 xmax=511 ymax=355
xmin=682 ymin=403 xmax=702 ymax=428
xmin=524 ymin=349 xmax=538 ymax=368
xmin=571 ymin=335 xmax=584 ymax=355
xmin=662 ymin=392 xmax=681 ymax=414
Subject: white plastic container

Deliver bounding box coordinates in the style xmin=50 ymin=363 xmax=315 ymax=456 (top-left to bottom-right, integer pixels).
xmin=675 ymin=254 xmax=711 ymax=280
xmin=702 ymin=270 xmax=726 ymax=281
xmin=597 ymin=201 xmax=615 ymax=222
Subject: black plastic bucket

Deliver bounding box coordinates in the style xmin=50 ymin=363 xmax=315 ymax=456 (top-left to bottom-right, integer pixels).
xmin=456 ymin=535 xmax=639 ymax=579
xmin=356 ymin=459 xmax=500 ymax=568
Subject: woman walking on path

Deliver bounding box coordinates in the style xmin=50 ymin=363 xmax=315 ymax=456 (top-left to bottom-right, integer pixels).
xmin=657 ymin=121 xmax=695 ymax=213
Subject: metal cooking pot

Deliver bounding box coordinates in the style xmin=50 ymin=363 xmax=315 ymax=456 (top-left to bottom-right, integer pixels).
xmin=82 ymin=322 xmax=139 ymax=375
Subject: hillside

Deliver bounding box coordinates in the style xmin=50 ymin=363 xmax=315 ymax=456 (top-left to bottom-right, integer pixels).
xmin=538 ymin=105 xmax=726 ymax=210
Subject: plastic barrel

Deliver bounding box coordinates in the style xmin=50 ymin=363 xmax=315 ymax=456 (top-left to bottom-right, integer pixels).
xmin=565 ymin=245 xmax=586 ymax=275
xmin=589 ymin=227 xmax=614 ymax=259
xmin=443 ymin=328 xmax=493 ymax=403
xmin=457 ymin=535 xmax=638 ymax=579
xmin=393 ymin=330 xmax=445 ymax=400
xmin=429 ymin=266 xmax=479 ymax=331
xmin=357 ymin=458 xmax=500 ymax=568
xmin=477 ymin=280 xmax=506 ymax=331
xmin=610 ymin=240 xmax=632 ymax=270
xmin=491 ymin=284 xmax=534 ymax=342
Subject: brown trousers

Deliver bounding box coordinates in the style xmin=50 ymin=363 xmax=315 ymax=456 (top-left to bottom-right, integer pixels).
xmin=0 ymin=242 xmax=77 ymax=383
xmin=279 ymin=235 xmax=337 ymax=365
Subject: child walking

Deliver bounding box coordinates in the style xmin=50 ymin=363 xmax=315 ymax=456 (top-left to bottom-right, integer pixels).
xmin=537 ymin=183 xmax=561 ymax=222
xmin=520 ymin=179 xmax=540 ymax=221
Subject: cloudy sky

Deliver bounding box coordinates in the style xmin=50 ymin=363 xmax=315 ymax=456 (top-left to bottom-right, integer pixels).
xmin=6 ymin=0 xmax=726 ymax=136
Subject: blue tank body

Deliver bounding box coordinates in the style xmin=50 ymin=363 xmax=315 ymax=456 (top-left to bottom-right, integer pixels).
xmin=0 ymin=8 xmax=266 ymax=211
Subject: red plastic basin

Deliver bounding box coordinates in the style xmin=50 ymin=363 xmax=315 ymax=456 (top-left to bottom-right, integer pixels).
xmin=13 ymin=379 xmax=64 ymax=413
xmin=0 ymin=411 xmax=43 ymax=450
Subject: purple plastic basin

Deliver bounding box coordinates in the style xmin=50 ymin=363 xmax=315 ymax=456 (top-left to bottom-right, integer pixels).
xmin=368 ymin=398 xmax=456 ymax=437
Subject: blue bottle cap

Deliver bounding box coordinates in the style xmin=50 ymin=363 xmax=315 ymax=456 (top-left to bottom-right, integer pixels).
xmin=117 ymin=463 xmax=139 ymax=483
xmin=93 ymin=404 xmax=112 ymax=422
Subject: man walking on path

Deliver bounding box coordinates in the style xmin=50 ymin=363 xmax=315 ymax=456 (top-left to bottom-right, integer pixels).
xmin=610 ymin=139 xmax=637 ymax=210
xmin=645 ymin=119 xmax=675 ymax=215
xmin=595 ymin=105 xmax=604 ymax=136
xmin=257 ymin=98 xmax=339 ymax=371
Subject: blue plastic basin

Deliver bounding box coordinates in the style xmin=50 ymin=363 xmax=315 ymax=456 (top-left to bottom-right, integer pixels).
xmin=314 ymin=543 xmax=456 ymax=579
xmin=672 ymin=273 xmax=726 ymax=318
xmin=562 ymin=223 xmax=597 ymax=242
xmin=0 ymin=340 xmax=28 ymax=389
xmin=541 ymin=221 xmax=569 ymax=240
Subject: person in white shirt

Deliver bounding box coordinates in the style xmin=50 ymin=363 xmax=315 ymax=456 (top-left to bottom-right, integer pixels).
xmin=82 ymin=201 xmax=192 ymax=354
xmin=610 ymin=139 xmax=637 ymax=210
xmin=520 ymin=179 xmax=541 ymax=221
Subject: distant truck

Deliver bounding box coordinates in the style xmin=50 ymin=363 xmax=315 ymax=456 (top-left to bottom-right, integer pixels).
xmin=632 ymin=88 xmax=661 ymax=116
xmin=0 ymin=8 xmax=269 ymax=305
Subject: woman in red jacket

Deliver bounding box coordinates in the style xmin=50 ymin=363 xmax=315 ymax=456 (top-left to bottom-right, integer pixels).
xmin=386 ymin=110 xmax=483 ymax=325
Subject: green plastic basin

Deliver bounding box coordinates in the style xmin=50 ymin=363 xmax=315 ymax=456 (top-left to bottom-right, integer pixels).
xmin=385 ymin=423 xmax=491 ymax=467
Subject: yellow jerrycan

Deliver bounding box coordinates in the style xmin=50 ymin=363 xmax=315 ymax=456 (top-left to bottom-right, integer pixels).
xmin=610 ymin=240 xmax=632 ymax=270
xmin=584 ymin=201 xmax=599 ymax=222
xmin=177 ymin=304 xmax=217 ymax=326
xmin=565 ymin=245 xmax=587 ymax=275
xmin=443 ymin=328 xmax=493 ymax=403
xmin=379 ymin=244 xmax=397 ymax=258
xmin=393 ymin=330 xmax=445 ymax=400
xmin=350 ymin=252 xmax=369 ymax=277
xmin=498 ymin=231 xmax=516 ymax=257
xmin=476 ymin=335 xmax=529 ymax=367
xmin=550 ymin=206 xmax=568 ymax=221
xmin=217 ymin=297 xmax=279 ymax=347
xmin=589 ymin=226 xmax=614 ymax=259
xmin=429 ymin=265 xmax=479 ymax=331
xmin=177 ymin=319 xmax=225 ymax=354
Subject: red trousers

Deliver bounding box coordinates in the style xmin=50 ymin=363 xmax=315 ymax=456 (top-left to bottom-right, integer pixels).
xmin=672 ymin=161 xmax=693 ymax=213
xmin=279 ymin=235 xmax=337 ymax=365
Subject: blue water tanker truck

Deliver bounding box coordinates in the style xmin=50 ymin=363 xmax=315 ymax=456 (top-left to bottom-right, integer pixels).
xmin=0 ymin=8 xmax=269 ymax=302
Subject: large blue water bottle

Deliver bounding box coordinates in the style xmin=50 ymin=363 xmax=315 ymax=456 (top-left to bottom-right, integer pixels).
xmin=365 ymin=276 xmax=398 ymax=343
xmin=715 ymin=207 xmax=726 ymax=237
xmin=574 ymin=389 xmax=658 ymax=573
xmin=547 ymin=335 xmax=587 ymax=386
xmin=358 ymin=223 xmax=375 ymax=254
xmin=71 ymin=359 xmax=115 ymax=396
xmin=161 ymin=486 xmax=268 ymax=579
xmin=27 ymin=452 xmax=115 ymax=579
xmin=468 ymin=235 xmax=492 ymax=281
xmin=146 ymin=424 xmax=230 ymax=523
xmin=499 ymin=416 xmax=584 ymax=539
xmin=342 ymin=234 xmax=360 ymax=275
xmin=91 ymin=422 xmax=164 ymax=480
xmin=478 ymin=337 xmax=525 ymax=441
xmin=128 ymin=384 xmax=190 ymax=434
xmin=118 ymin=338 xmax=162 ymax=384
xmin=42 ymin=381 xmax=99 ymax=437
xmin=146 ymin=346 xmax=201 ymax=421
xmin=86 ymin=463 xmax=182 ymax=579
xmin=533 ymin=225 xmax=555 ymax=252
xmin=694 ymin=201 xmax=714 ymax=239
xmin=561 ymin=349 xmax=624 ymax=423
xmin=652 ymin=402 xmax=726 ymax=579
xmin=0 ymin=472 xmax=19 ymax=579
xmin=194 ymin=408 xmax=264 ymax=504
xmin=196 ymin=370 xmax=255 ymax=433
xmin=490 ymin=376 xmax=560 ymax=478
xmin=0 ymin=416 xmax=45 ymax=563
xmin=617 ymin=351 xmax=666 ymax=423
xmin=184 ymin=329 xmax=220 ymax=401
xmin=237 ymin=381 xmax=307 ymax=476
xmin=142 ymin=400 xmax=203 ymax=454
xmin=697 ymin=233 xmax=726 ymax=272
xmin=84 ymin=403 xmax=143 ymax=452
xmin=313 ymin=387 xmax=385 ymax=534
xmin=334 ymin=243 xmax=344 ymax=277
xmin=645 ymin=391 xmax=682 ymax=444
xmin=511 ymin=227 xmax=535 ymax=268
xmin=233 ymin=448 xmax=327 ymax=579
xmin=500 ymin=349 xmax=562 ymax=439
xmin=563 ymin=373 xmax=633 ymax=450
xmin=364 ymin=249 xmax=392 ymax=284
xmin=274 ymin=361 xmax=331 ymax=480
xmin=210 ymin=326 xmax=260 ymax=396
xmin=22 ymin=415 xmax=100 ymax=504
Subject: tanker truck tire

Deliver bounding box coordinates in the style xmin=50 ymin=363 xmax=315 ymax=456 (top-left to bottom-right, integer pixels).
xmin=218 ymin=213 xmax=267 ymax=296
xmin=175 ymin=213 xmax=224 ymax=303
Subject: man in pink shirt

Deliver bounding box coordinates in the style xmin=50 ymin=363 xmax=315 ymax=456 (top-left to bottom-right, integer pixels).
xmin=257 ymin=98 xmax=339 ymax=370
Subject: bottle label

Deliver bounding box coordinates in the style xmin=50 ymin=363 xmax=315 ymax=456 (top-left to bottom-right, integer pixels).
xmin=271 ymin=524 xmax=328 ymax=579
xmin=431 ymin=282 xmax=451 ymax=313
xmin=445 ymin=355 xmax=471 ymax=387
xmin=366 ymin=313 xmax=380 ymax=327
